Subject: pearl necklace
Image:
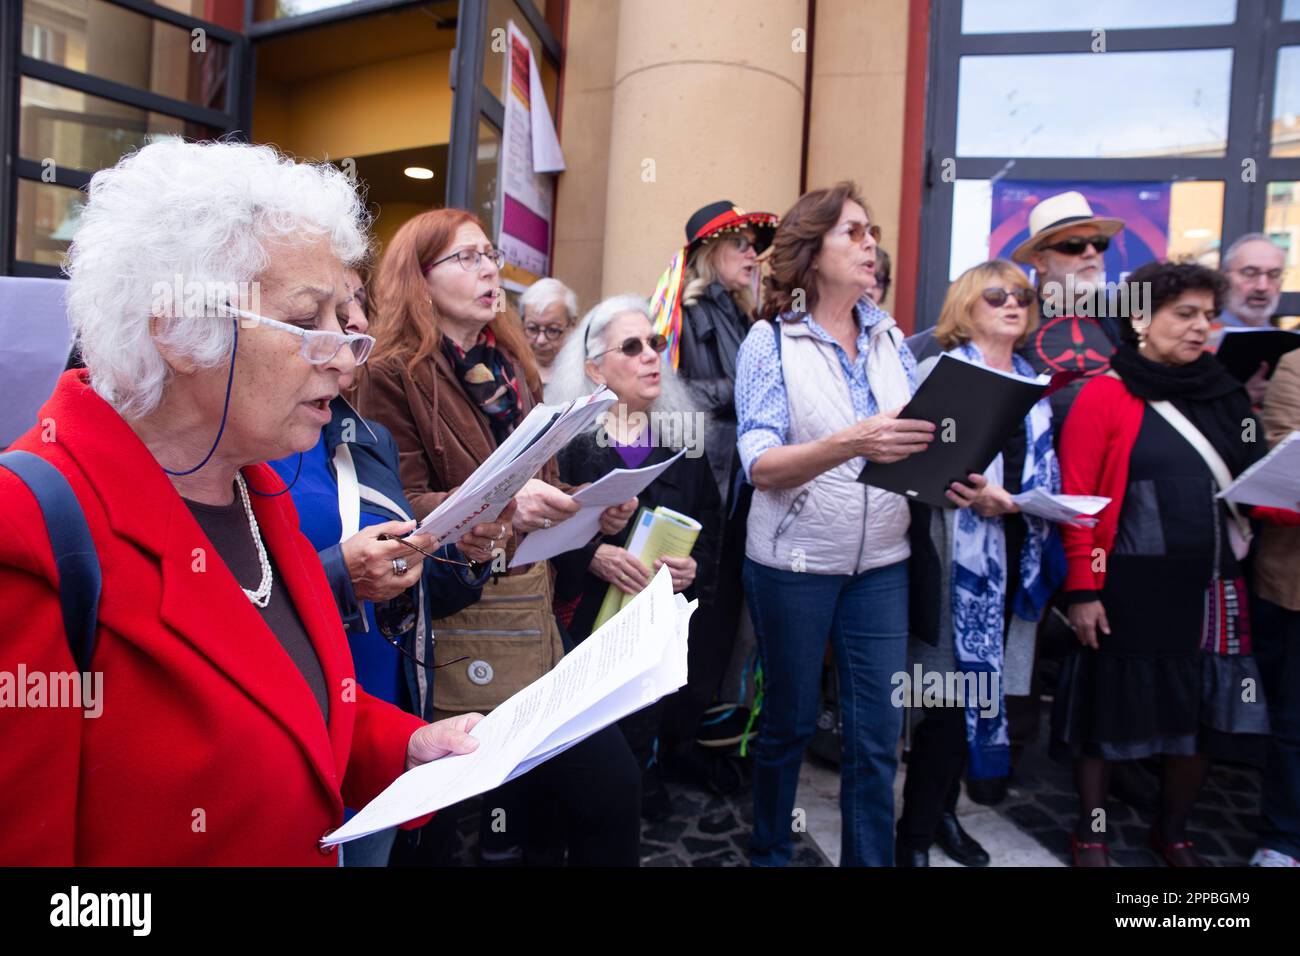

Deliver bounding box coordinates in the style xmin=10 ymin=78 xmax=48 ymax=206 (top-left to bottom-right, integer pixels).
xmin=235 ymin=473 xmax=273 ymax=607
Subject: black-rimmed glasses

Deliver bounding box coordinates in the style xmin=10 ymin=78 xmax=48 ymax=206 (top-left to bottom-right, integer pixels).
xmin=423 ymin=247 xmax=506 ymax=273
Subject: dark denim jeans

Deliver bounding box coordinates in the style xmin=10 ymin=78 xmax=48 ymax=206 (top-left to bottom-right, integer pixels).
xmin=744 ymin=557 xmax=909 ymax=867
xmin=1254 ymin=595 xmax=1300 ymax=860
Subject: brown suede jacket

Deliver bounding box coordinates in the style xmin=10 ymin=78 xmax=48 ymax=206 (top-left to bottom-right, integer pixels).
xmin=354 ymin=343 xmax=570 ymax=568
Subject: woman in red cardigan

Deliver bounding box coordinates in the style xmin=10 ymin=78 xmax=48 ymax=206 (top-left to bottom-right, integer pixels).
xmin=1053 ymin=261 xmax=1281 ymax=867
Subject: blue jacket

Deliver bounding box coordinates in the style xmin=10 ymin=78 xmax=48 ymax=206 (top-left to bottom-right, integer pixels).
xmin=289 ymin=397 xmax=489 ymax=720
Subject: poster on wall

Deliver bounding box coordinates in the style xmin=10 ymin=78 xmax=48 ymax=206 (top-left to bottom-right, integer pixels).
xmin=989 ymin=179 xmax=1171 ymax=283
xmin=496 ymin=21 xmax=563 ymax=282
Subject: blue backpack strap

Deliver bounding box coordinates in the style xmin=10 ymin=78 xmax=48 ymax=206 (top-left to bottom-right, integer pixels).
xmin=0 ymin=451 xmax=101 ymax=672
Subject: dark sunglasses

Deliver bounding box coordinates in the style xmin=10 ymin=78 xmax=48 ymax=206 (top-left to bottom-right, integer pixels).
xmin=590 ymin=333 xmax=668 ymax=359
xmin=981 ymin=287 xmax=1036 ymax=308
xmin=1039 ymin=235 xmax=1110 ymax=256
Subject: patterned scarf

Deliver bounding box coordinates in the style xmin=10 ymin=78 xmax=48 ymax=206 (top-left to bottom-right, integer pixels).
xmin=949 ymin=342 xmax=1066 ymax=779
xmin=442 ymin=327 xmax=523 ymax=443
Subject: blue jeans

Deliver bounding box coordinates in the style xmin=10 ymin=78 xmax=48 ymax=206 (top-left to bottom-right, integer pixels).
xmin=340 ymin=827 xmax=396 ymax=867
xmin=744 ymin=557 xmax=909 ymax=867
xmin=1254 ymin=595 xmax=1300 ymax=860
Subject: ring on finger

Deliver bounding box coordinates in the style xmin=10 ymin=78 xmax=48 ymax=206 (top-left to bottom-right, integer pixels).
xmin=542 ymin=517 xmax=552 ymax=530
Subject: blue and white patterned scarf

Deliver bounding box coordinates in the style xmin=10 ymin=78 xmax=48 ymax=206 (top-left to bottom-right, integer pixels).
xmin=949 ymin=342 xmax=1065 ymax=779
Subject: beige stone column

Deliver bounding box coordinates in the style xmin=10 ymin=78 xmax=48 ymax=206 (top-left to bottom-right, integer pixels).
xmin=598 ymin=0 xmax=808 ymax=299
xmin=552 ymin=0 xmax=622 ymax=313
xmin=804 ymin=0 xmax=912 ymax=311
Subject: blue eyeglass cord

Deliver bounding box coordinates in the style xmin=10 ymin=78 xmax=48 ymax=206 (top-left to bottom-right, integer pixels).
xmin=161 ymin=316 xmax=303 ymax=496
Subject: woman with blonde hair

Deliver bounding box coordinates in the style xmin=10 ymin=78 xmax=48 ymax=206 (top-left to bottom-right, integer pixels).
xmin=895 ymin=259 xmax=1063 ymax=866
xmin=354 ymin=209 xmax=641 ymax=866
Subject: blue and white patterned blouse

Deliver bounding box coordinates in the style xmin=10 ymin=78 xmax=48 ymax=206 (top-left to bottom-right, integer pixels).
xmin=734 ymin=296 xmax=918 ymax=482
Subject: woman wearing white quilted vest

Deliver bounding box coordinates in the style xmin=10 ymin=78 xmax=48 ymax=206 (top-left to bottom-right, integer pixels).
xmin=735 ymin=182 xmax=936 ymax=867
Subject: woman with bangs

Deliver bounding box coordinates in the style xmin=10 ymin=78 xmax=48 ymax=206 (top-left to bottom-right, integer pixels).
xmin=895 ymin=260 xmax=1064 ymax=867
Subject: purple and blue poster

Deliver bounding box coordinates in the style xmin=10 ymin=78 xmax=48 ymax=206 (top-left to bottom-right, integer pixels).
xmin=989 ymin=180 xmax=1171 ymax=282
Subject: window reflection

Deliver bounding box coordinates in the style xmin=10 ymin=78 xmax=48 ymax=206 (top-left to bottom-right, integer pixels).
xmin=1265 ymin=182 xmax=1300 ymax=292
xmin=961 ymin=0 xmax=1237 ymax=33
xmin=16 ymin=179 xmax=84 ymax=267
xmin=1273 ymin=47 xmax=1300 ymax=157
xmin=476 ymin=120 xmax=503 ymax=240
xmin=957 ymin=50 xmax=1232 ymax=158
xmin=20 ymin=77 xmax=216 ymax=172
xmin=21 ymin=0 xmax=230 ymax=111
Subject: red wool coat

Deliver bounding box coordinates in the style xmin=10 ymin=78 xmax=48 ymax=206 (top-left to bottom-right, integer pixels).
xmin=0 ymin=371 xmax=427 ymax=865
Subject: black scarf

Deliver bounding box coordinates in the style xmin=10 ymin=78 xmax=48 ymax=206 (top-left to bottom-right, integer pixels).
xmin=441 ymin=327 xmax=523 ymax=444
xmin=1109 ymin=344 xmax=1260 ymax=475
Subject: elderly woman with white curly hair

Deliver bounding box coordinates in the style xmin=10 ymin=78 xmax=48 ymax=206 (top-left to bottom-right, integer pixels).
xmin=0 ymin=140 xmax=488 ymax=866
xmin=547 ymin=295 xmax=728 ymax=817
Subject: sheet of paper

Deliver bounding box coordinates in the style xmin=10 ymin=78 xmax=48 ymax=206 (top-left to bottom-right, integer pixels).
xmin=1010 ymin=489 xmax=1111 ymax=527
xmin=324 ymin=568 xmax=693 ymax=845
xmin=529 ymin=39 xmax=566 ymax=173
xmin=509 ymin=449 xmax=686 ymax=567
xmin=415 ymin=389 xmax=615 ymax=548
xmin=0 ymin=278 xmax=73 ymax=448
xmin=1218 ymin=431 xmax=1300 ymax=510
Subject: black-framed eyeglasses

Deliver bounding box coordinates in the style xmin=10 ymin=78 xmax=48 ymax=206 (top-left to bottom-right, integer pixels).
xmin=423 ymin=247 xmax=506 ymax=273
xmin=372 ymin=533 xmax=481 ymax=672
xmin=590 ymin=333 xmax=668 ymax=360
xmin=981 ymin=286 xmax=1035 ymax=308
xmin=1039 ymin=235 xmax=1109 ymax=257
xmin=373 ymin=588 xmax=470 ymax=672
xmin=525 ymin=322 xmax=568 ymax=341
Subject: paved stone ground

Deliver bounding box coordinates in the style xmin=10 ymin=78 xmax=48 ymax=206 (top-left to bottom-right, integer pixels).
xmin=639 ymin=777 xmax=829 ymax=867
xmin=408 ymin=766 xmax=830 ymax=867
xmin=990 ymin=715 xmax=1263 ymax=867
xmin=411 ymin=711 xmax=1260 ymax=867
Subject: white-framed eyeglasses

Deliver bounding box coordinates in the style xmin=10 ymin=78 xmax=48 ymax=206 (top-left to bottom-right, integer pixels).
xmin=219 ymin=305 xmax=376 ymax=366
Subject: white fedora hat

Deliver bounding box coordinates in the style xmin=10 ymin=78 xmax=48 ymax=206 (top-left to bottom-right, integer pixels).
xmin=1010 ymin=190 xmax=1125 ymax=264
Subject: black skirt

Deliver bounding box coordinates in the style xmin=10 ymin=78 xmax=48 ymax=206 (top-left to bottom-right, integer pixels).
xmin=1051 ymin=409 xmax=1269 ymax=762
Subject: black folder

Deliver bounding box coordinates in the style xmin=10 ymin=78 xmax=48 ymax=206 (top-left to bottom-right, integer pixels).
xmin=857 ymin=354 xmax=1047 ymax=508
xmin=1215 ymin=328 xmax=1300 ymax=383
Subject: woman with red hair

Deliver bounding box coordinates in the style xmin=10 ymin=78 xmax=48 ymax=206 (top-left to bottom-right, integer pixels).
xmin=355 ymin=209 xmax=641 ymax=865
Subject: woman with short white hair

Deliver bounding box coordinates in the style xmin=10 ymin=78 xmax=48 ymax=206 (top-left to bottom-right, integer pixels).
xmin=0 ymin=140 xmax=484 ymax=865
xmin=520 ymin=276 xmax=579 ymax=385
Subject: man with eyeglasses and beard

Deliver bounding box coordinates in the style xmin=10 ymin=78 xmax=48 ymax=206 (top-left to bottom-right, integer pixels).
xmin=1213 ymin=234 xmax=1287 ymax=406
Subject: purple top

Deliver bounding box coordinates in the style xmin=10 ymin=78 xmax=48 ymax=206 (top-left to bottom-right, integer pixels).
xmin=611 ymin=427 xmax=654 ymax=469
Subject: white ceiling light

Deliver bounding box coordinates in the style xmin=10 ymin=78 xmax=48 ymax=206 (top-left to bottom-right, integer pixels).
xmin=404 ymin=166 xmax=435 ymax=180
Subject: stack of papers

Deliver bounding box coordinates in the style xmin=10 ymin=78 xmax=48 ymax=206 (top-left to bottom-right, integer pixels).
xmin=415 ymin=388 xmax=617 ymax=548
xmin=1218 ymin=431 xmax=1300 ymax=510
xmin=1011 ymin=489 xmax=1111 ymax=527
xmin=508 ymin=449 xmax=687 ymax=567
xmin=323 ymin=566 xmax=694 ymax=846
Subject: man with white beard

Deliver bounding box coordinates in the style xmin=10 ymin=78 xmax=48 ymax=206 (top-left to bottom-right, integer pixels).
xmin=1215 ymin=233 xmax=1286 ymax=404
xmin=1220 ymin=233 xmax=1286 ymax=328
